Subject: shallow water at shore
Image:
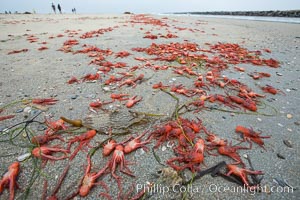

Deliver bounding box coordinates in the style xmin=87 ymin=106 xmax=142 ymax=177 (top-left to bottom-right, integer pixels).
xmin=161 ymin=13 xmax=300 ymax=24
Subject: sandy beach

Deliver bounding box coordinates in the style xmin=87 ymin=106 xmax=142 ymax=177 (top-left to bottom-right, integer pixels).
xmin=0 ymin=14 xmax=299 ymax=200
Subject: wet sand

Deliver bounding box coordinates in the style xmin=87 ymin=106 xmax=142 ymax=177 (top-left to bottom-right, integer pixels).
xmin=0 ymin=14 xmax=299 ymax=199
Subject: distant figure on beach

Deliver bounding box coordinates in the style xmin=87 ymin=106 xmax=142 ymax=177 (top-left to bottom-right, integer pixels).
xmin=57 ymin=4 xmax=62 ymax=14
xmin=51 ymin=3 xmax=56 ymax=14
xmin=74 ymin=8 xmax=76 ymax=14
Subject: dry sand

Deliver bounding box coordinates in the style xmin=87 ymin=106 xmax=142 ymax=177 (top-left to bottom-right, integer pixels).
xmin=0 ymin=14 xmax=299 ymax=200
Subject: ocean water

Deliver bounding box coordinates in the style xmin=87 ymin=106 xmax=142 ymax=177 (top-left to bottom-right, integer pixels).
xmin=161 ymin=13 xmax=300 ymax=24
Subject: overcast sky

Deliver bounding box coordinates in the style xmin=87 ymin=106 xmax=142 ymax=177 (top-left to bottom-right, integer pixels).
xmin=1 ymin=0 xmax=299 ymax=14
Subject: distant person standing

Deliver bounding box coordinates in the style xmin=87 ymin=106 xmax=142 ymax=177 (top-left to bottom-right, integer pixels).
xmin=57 ymin=4 xmax=62 ymax=14
xmin=51 ymin=3 xmax=56 ymax=14
xmin=74 ymin=8 xmax=76 ymax=14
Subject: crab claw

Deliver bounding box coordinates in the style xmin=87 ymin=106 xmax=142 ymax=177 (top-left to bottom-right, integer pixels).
xmin=31 ymin=98 xmax=58 ymax=105
xmin=226 ymin=164 xmax=264 ymax=189
xmin=110 ymin=93 xmax=129 ymax=101
xmin=124 ymin=131 xmax=151 ymax=154
xmin=126 ymin=96 xmax=142 ymax=108
xmin=0 ymin=162 xmax=20 ymax=200
xmin=103 ymin=139 xmax=117 ymax=156
xmin=32 ymin=145 xmax=69 ymax=161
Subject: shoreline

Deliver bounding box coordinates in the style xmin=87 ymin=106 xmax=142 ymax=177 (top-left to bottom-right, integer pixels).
xmin=2 ymin=9 xmax=300 ymax=18
xmin=171 ymin=10 xmax=300 ymax=18
xmin=161 ymin=13 xmax=300 ymax=24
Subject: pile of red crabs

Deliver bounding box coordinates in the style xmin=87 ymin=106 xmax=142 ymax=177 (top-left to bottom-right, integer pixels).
xmin=1 ymin=14 xmax=285 ymax=199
